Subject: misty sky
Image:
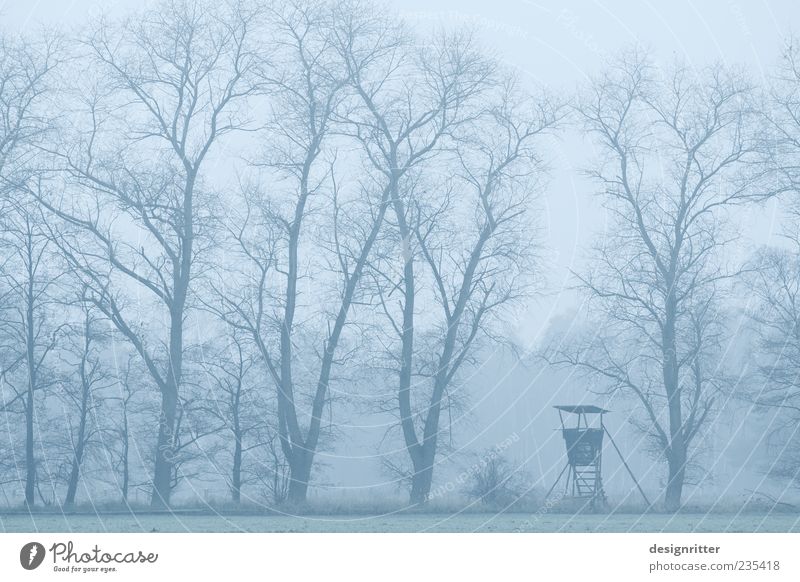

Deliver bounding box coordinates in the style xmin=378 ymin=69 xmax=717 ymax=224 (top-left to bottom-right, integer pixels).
xmin=1 ymin=0 xmax=792 ymax=346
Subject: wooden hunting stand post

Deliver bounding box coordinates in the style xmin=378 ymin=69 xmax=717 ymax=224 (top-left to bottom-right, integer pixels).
xmin=545 ymin=405 xmax=650 ymax=511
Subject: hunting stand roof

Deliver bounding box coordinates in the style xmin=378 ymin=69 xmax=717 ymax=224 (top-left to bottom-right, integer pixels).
xmin=553 ymin=405 xmax=609 ymax=414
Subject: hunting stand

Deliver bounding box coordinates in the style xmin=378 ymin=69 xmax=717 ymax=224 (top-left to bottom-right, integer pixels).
xmin=545 ymin=405 xmax=650 ymax=511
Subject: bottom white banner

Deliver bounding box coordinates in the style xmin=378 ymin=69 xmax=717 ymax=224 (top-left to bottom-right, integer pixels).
xmin=2 ymin=533 xmax=798 ymax=581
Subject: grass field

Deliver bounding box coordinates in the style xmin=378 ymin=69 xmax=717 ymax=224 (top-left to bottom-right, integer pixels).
xmin=2 ymin=512 xmax=799 ymax=533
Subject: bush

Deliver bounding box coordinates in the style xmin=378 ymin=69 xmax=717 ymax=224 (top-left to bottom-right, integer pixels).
xmin=464 ymin=450 xmax=532 ymax=509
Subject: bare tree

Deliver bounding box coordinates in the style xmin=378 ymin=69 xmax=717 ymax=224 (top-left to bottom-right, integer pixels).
xmin=106 ymin=353 xmax=145 ymax=504
xmin=208 ymin=0 xmax=399 ymax=503
xmin=746 ymin=235 xmax=800 ymax=487
xmin=0 ymin=199 xmax=68 ymax=506
xmin=0 ymin=30 xmax=61 ymax=508
xmin=340 ymin=23 xmax=494 ymax=505
xmin=56 ymin=294 xmax=112 ymax=507
xmin=546 ymin=50 xmax=776 ymax=511
xmin=768 ymin=38 xmax=800 ymax=199
xmin=198 ymin=331 xmax=269 ymax=503
xmin=742 ymin=39 xmax=800 ymax=488
xmin=350 ymin=21 xmax=555 ymax=503
xmin=0 ymin=33 xmax=59 ymax=191
xmin=248 ymin=426 xmax=292 ymax=505
xmin=35 ymin=0 xmax=263 ymax=507
xmin=381 ymin=84 xmax=561 ymax=502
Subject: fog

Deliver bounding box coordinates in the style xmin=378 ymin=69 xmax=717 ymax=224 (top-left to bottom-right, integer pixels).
xmin=1 ymin=0 xmax=799 ymax=516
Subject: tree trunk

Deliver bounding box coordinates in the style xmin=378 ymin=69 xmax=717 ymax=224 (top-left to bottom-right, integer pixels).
xmin=151 ymin=276 xmax=187 ymax=507
xmin=662 ymin=292 xmax=686 ymax=512
xmin=64 ymin=419 xmax=87 ymax=506
xmin=24 ymin=383 xmax=35 ymax=507
xmin=24 ymin=264 xmax=36 ymax=507
xmin=232 ymin=434 xmax=242 ymax=503
xmin=64 ymin=443 xmax=84 ymax=506
xmin=66 ymin=341 xmax=91 ymax=507
xmin=151 ymin=387 xmax=177 ymax=508
xmin=664 ymin=442 xmax=686 ymax=512
xmin=121 ymin=432 xmax=129 ymax=503
xmin=409 ymin=449 xmax=434 ymax=505
xmin=120 ymin=400 xmax=130 ymax=503
xmin=392 ymin=184 xmax=423 ymax=505
xmin=287 ymin=450 xmax=312 ymax=504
